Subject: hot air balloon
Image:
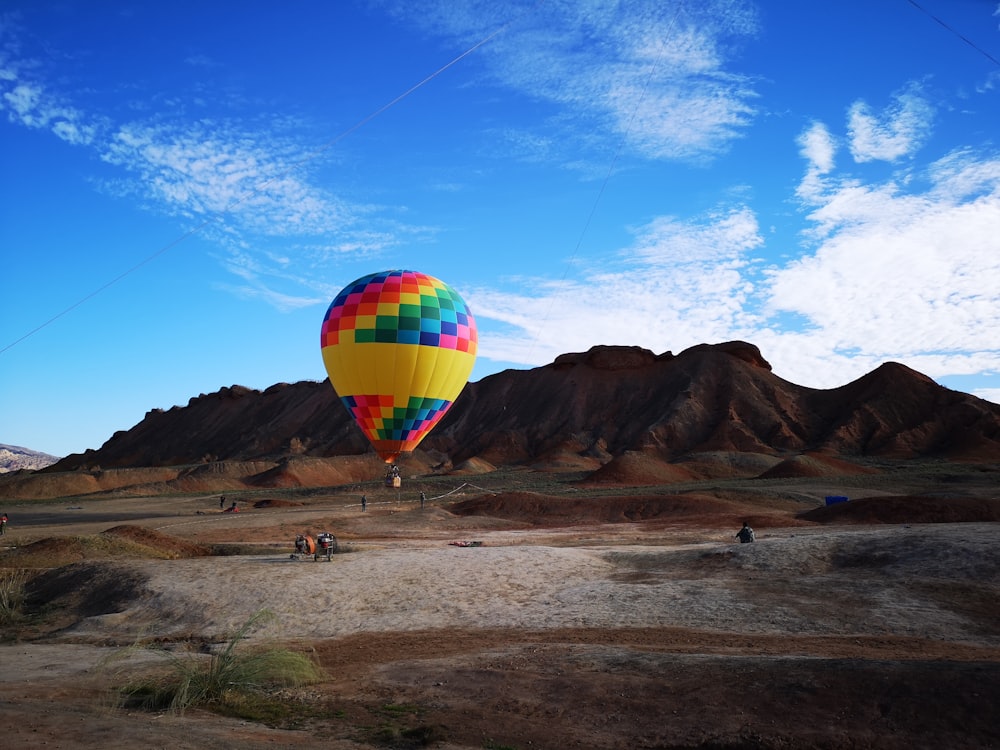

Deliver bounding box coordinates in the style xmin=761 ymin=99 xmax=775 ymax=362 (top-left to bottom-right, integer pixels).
xmin=320 ymin=270 xmax=478 ymax=465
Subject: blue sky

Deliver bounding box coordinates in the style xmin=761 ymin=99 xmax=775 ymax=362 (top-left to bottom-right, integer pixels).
xmin=2 ymin=0 xmax=999 ymax=458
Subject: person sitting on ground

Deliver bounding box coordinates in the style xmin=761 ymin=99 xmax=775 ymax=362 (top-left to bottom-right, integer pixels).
xmin=736 ymin=521 xmax=755 ymax=543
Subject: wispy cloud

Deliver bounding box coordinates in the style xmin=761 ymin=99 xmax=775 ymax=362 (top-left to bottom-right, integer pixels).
xmin=471 ymin=204 xmax=764 ymax=366
xmin=775 ymin=94 xmax=999 ymax=385
xmin=0 ymin=53 xmax=99 ymax=145
xmin=394 ymin=0 xmax=761 ymax=161
xmin=768 ymin=146 xmax=1000 ymax=363
xmin=847 ymin=86 xmax=934 ymax=163
xmin=798 ymin=121 xmax=836 ymax=174
xmin=215 ymin=280 xmax=323 ymax=313
xmin=0 ymin=17 xmax=391 ymax=307
xmin=100 ymin=121 xmax=352 ymax=235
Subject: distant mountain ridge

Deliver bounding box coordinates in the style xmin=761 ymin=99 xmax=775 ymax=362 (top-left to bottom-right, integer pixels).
xmin=43 ymin=341 xmax=1000 ymax=475
xmin=0 ymin=444 xmax=60 ymax=473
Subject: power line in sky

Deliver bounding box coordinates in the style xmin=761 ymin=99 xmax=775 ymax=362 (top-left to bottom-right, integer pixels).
xmin=906 ymin=0 xmax=1000 ymax=68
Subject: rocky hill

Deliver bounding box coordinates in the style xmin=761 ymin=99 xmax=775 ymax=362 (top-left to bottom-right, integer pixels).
xmin=41 ymin=341 xmax=1000 ymax=475
xmin=0 ymin=444 xmax=60 ymax=473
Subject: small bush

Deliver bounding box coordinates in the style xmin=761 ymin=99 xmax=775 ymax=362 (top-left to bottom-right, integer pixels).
xmin=0 ymin=569 xmax=28 ymax=625
xmin=115 ymin=609 xmax=323 ymax=714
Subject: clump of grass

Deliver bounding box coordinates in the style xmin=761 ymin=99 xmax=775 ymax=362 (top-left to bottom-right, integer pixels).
xmin=115 ymin=609 xmax=323 ymax=715
xmin=0 ymin=569 xmax=28 ymax=625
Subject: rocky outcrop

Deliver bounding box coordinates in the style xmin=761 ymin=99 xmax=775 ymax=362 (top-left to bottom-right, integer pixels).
xmin=36 ymin=342 xmax=1000 ymax=475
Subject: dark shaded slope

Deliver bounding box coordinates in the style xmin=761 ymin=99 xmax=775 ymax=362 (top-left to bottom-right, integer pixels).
xmin=49 ymin=381 xmax=364 ymax=469
xmin=806 ymin=362 xmax=1000 ymax=458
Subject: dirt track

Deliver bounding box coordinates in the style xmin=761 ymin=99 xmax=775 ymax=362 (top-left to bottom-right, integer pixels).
xmin=2 ymin=491 xmax=999 ymax=749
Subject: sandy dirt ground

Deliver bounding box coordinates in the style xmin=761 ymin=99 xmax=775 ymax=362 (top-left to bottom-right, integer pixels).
xmin=1 ymin=489 xmax=999 ymax=749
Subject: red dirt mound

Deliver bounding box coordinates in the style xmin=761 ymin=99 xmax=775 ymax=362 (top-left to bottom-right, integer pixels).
xmin=450 ymin=457 xmax=498 ymax=475
xmin=449 ymin=491 xmax=739 ymax=526
xmin=673 ymin=451 xmax=783 ymax=479
xmin=798 ymin=495 xmax=1000 ymax=525
xmin=0 ymin=468 xmax=177 ymax=499
xmin=247 ymin=455 xmax=386 ymax=488
xmin=2 ymin=526 xmax=210 ymax=568
xmin=759 ymin=453 xmax=879 ymax=479
xmin=100 ymin=525 xmax=212 ymax=557
xmin=584 ymin=452 xmax=697 ymax=486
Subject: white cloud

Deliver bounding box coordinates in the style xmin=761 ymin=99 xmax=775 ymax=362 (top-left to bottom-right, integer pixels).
xmin=475 ymin=123 xmax=1000 ymax=395
xmin=847 ymin=88 xmax=934 ymax=163
xmin=772 ymin=148 xmax=1000 ymax=340
xmin=976 ymin=69 xmax=1000 ymax=93
xmin=50 ymin=118 xmax=95 ymax=145
xmin=0 ymin=75 xmax=96 ymax=145
xmin=217 ymin=282 xmax=322 ymax=313
xmin=395 ymin=0 xmax=761 ymax=161
xmin=473 ymin=206 xmax=763 ymax=366
xmin=0 ymin=19 xmax=98 ymax=145
xmin=796 ymin=122 xmax=838 ymax=204
xmin=975 ymin=388 xmax=1000 ymax=405
xmin=99 ymin=121 xmax=356 ymax=238
xmin=3 ymin=82 xmax=39 ymax=118
xmin=798 ymin=121 xmax=836 ymax=175
xmin=760 ymin=141 xmax=1000 ymax=387
xmin=629 ymin=206 xmax=762 ymax=263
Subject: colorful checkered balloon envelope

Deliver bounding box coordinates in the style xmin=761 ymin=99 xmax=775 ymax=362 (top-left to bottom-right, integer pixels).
xmin=320 ymin=270 xmax=478 ymax=463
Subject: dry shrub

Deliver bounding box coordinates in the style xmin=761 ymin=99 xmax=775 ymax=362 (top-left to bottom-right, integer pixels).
xmin=115 ymin=609 xmax=324 ymax=716
xmin=0 ymin=568 xmax=28 ymax=625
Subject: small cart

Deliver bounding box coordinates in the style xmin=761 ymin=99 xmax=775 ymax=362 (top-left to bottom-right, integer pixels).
xmin=315 ymin=532 xmax=338 ymax=561
xmin=291 ymin=533 xmax=339 ymax=561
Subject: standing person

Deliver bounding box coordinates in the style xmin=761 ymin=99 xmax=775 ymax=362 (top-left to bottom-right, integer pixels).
xmin=735 ymin=521 xmax=755 ymax=544
xmin=219 ymin=495 xmax=226 ymax=510
xmin=419 ymin=492 xmax=426 ymax=509
xmin=361 ymin=494 xmax=367 ymax=512
xmin=0 ymin=512 xmax=7 ymax=535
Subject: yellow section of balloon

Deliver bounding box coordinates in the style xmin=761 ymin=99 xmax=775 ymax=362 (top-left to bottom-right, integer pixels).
xmin=320 ymin=342 xmax=474 ymax=406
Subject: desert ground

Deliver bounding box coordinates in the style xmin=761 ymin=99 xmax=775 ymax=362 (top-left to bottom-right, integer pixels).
xmin=1 ymin=465 xmax=999 ymax=749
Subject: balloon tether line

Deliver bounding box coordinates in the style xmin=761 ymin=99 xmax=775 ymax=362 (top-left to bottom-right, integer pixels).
xmin=524 ymin=2 xmax=681 ymax=365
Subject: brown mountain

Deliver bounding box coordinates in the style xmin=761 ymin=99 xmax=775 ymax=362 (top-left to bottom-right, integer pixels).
xmin=42 ymin=341 xmax=1000 ymax=478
